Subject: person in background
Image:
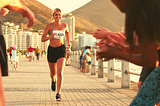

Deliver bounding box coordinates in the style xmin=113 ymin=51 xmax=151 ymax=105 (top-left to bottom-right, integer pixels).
xmin=0 ymin=0 xmax=34 ymax=105
xmin=24 ymin=51 xmax=27 ymax=58
xmin=32 ymin=50 xmax=35 ymax=60
xmin=28 ymin=45 xmax=33 ymax=62
xmin=41 ymin=8 xmax=71 ymax=102
xmin=80 ymin=46 xmax=87 ymax=72
xmin=44 ymin=50 xmax=47 ymax=58
xmin=16 ymin=47 xmax=20 ymax=66
xmin=91 ymin=0 xmax=160 ymax=105
xmin=35 ymin=46 xmax=41 ymax=62
xmin=82 ymin=46 xmax=92 ymax=73
xmin=9 ymin=47 xmax=12 ymax=60
xmin=11 ymin=45 xmax=18 ymax=68
xmin=85 ymin=46 xmax=92 ymax=73
xmin=137 ymin=50 xmax=160 ymax=106
xmin=41 ymin=50 xmax=44 ymax=57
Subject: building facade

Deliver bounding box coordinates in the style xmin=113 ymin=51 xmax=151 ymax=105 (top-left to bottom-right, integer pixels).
xmin=61 ymin=13 xmax=75 ymax=42
xmin=3 ymin=22 xmax=49 ymax=51
xmin=78 ymin=32 xmax=97 ymax=50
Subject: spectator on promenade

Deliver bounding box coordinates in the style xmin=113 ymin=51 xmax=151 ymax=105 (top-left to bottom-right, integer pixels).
xmin=44 ymin=50 xmax=47 ymax=58
xmin=137 ymin=50 xmax=160 ymax=106
xmin=11 ymin=45 xmax=19 ymax=68
xmin=80 ymin=46 xmax=87 ymax=72
xmin=0 ymin=0 xmax=34 ymax=105
xmin=85 ymin=47 xmax=92 ymax=73
xmin=41 ymin=8 xmax=71 ymax=102
xmin=28 ymin=45 xmax=34 ymax=62
xmin=35 ymin=46 xmax=41 ymax=62
xmin=82 ymin=46 xmax=92 ymax=73
xmin=9 ymin=47 xmax=12 ymax=60
xmin=91 ymin=0 xmax=160 ymax=105
xmin=41 ymin=50 xmax=44 ymax=57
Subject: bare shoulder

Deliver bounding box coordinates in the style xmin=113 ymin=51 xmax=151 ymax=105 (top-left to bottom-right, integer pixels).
xmin=46 ymin=23 xmax=53 ymax=28
xmin=61 ymin=22 xmax=68 ymax=28
xmin=45 ymin=23 xmax=53 ymax=32
xmin=43 ymin=23 xmax=53 ymax=34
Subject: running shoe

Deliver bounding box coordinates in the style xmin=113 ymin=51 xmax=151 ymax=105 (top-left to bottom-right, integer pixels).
xmin=51 ymin=80 xmax=56 ymax=91
xmin=55 ymin=93 xmax=62 ymax=102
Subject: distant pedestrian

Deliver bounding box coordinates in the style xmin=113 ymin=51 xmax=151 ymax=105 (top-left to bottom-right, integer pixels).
xmin=44 ymin=50 xmax=47 ymax=58
xmin=32 ymin=50 xmax=35 ymax=60
xmin=35 ymin=47 xmax=41 ymax=62
xmin=82 ymin=46 xmax=92 ymax=73
xmin=24 ymin=51 xmax=27 ymax=58
xmin=11 ymin=45 xmax=19 ymax=68
xmin=80 ymin=46 xmax=87 ymax=72
xmin=41 ymin=50 xmax=43 ymax=57
xmin=9 ymin=47 xmax=12 ymax=60
xmin=28 ymin=45 xmax=33 ymax=62
xmin=41 ymin=8 xmax=71 ymax=102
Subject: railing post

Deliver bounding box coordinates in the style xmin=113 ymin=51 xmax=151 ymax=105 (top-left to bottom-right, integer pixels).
xmin=91 ymin=49 xmax=96 ymax=75
xmin=108 ymin=59 xmax=115 ymax=82
xmin=121 ymin=60 xmax=130 ymax=88
xmin=98 ymin=58 xmax=104 ymax=78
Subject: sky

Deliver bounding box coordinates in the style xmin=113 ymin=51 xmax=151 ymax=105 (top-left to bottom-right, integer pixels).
xmin=37 ymin=0 xmax=91 ymax=14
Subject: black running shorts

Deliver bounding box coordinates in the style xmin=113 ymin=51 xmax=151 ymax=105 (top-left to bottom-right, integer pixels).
xmin=47 ymin=45 xmax=67 ymax=63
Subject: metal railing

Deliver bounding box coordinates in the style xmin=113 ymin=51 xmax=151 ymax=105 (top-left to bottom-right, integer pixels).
xmin=70 ymin=49 xmax=140 ymax=88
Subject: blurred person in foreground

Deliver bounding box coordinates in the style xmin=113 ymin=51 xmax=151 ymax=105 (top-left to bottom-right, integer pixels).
xmin=91 ymin=0 xmax=160 ymax=105
xmin=0 ymin=0 xmax=34 ymax=105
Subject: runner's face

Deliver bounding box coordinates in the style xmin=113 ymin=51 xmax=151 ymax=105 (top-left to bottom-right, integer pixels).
xmin=53 ymin=11 xmax=62 ymax=21
xmin=111 ymin=0 xmax=127 ymax=13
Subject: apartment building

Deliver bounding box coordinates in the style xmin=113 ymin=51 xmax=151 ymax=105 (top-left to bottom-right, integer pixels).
xmin=61 ymin=13 xmax=75 ymax=42
xmin=78 ymin=32 xmax=97 ymax=50
xmin=3 ymin=22 xmax=49 ymax=51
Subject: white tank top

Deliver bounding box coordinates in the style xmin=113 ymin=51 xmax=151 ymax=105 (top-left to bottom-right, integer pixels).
xmin=49 ymin=23 xmax=65 ymax=40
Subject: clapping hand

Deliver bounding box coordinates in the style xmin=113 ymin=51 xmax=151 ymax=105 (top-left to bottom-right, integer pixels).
xmin=91 ymin=28 xmax=110 ymax=39
xmin=96 ymin=32 xmax=129 ymax=61
xmin=21 ymin=7 xmax=34 ymax=27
